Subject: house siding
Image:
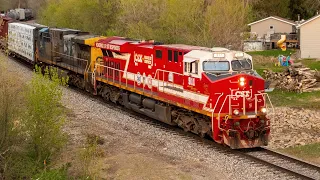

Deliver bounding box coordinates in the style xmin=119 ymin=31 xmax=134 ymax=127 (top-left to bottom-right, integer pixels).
xmin=300 ymin=17 xmax=320 ymax=58
xmin=251 ymin=19 xmax=293 ymax=39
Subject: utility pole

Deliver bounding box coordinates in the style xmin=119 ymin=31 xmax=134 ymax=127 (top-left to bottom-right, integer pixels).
xmin=18 ymin=0 xmax=21 ymax=8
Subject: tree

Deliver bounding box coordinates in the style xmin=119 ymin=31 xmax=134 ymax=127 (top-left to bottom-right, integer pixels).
xmin=39 ymin=0 xmax=120 ymax=35
xmin=288 ymin=0 xmax=320 ymax=20
xmin=202 ymin=0 xmax=253 ymax=49
xmin=24 ymin=66 xmax=68 ymax=163
xmin=251 ymin=0 xmax=290 ymax=20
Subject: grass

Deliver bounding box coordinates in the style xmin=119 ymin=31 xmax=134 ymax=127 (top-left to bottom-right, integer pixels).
xmin=250 ymin=52 xmax=320 ymax=108
xmin=252 ymin=55 xmax=285 ymax=76
xmin=278 ymin=143 xmax=320 ymax=165
xmin=248 ymin=49 xmax=295 ymax=57
xmin=296 ymin=59 xmax=320 ymax=70
xmin=268 ymin=90 xmax=320 ymax=109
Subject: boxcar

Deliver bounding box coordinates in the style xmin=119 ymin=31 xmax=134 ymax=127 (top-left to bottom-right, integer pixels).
xmin=8 ymin=22 xmax=46 ymax=63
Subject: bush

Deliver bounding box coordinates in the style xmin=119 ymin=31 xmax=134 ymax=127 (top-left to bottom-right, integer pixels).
xmin=24 ymin=66 xmax=68 ymax=164
xmin=0 ymin=54 xmax=26 ymax=179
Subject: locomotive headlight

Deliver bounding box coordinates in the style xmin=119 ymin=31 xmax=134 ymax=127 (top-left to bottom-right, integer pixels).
xmin=261 ymin=107 xmax=267 ymax=113
xmin=233 ymin=109 xmax=240 ymax=115
xmin=239 ymin=77 xmax=245 ymax=86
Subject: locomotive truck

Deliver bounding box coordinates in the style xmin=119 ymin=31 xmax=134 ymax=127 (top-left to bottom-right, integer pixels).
xmin=1 ymin=20 xmax=274 ymax=149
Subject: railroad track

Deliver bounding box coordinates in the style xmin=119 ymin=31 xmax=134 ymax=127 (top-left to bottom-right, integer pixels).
xmin=5 ymin=52 xmax=320 ymax=179
xmin=94 ymin=92 xmax=320 ymax=179
xmin=240 ymin=148 xmax=320 ymax=180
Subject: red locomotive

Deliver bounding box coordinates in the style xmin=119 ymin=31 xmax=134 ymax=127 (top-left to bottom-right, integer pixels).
xmin=94 ymin=37 xmax=273 ymax=149
xmin=0 ymin=18 xmax=274 ymax=149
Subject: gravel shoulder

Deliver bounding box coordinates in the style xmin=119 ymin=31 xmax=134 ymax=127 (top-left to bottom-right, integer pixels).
xmin=270 ymin=107 xmax=320 ymax=149
xmin=3 ymin=53 xmax=320 ymax=179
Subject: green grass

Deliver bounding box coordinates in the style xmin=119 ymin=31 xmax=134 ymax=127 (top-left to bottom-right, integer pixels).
xmin=268 ymin=90 xmax=320 ymax=109
xmin=250 ymin=55 xmax=320 ymax=108
xmin=253 ymin=57 xmax=320 ymax=77
xmin=248 ymin=49 xmax=295 ymax=57
xmin=278 ymin=143 xmax=320 ymax=165
xmin=296 ymin=59 xmax=320 ymax=70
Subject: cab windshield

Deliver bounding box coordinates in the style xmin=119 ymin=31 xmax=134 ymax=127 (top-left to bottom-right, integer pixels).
xmin=203 ymin=61 xmax=229 ymax=71
xmin=231 ymin=59 xmax=252 ymax=71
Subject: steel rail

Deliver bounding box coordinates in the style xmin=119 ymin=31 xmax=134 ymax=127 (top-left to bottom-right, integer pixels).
xmin=239 ymin=147 xmax=320 ymax=180
xmin=4 ymin=51 xmax=320 ymax=179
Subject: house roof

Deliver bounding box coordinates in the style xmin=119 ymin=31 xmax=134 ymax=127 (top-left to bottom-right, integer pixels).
xmin=248 ymin=16 xmax=296 ymax=26
xmin=297 ymin=14 xmax=320 ymax=28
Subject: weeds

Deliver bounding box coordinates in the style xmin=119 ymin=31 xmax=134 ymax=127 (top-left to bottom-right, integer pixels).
xmin=77 ymin=134 xmax=105 ymax=179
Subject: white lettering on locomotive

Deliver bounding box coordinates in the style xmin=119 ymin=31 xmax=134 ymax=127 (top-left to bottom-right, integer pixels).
xmin=134 ymin=52 xmax=153 ymax=69
xmin=234 ymin=90 xmax=251 ymax=98
xmin=188 ymin=77 xmax=195 ymax=86
xmin=107 ymin=44 xmax=121 ymax=51
xmin=96 ymin=43 xmax=120 ymax=51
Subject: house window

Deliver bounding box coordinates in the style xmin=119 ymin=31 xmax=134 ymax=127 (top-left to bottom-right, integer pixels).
xmin=270 ymin=26 xmax=274 ymax=30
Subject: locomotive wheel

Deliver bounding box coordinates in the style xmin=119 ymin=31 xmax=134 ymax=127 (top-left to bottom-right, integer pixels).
xmin=101 ymin=86 xmax=111 ymax=101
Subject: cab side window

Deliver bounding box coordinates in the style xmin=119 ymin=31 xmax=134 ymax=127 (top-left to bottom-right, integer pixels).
xmin=184 ymin=61 xmax=198 ymax=74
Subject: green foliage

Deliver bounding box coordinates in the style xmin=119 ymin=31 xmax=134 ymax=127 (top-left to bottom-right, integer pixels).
xmin=251 ymin=0 xmax=290 ymax=20
xmin=77 ymin=134 xmax=105 ymax=179
xmin=0 ymin=55 xmax=28 ymax=179
xmin=279 ymin=143 xmax=320 ymax=165
xmin=24 ymin=66 xmax=68 ymax=163
xmin=39 ymin=0 xmax=253 ymax=49
xmin=32 ymin=166 xmax=69 ymax=180
xmin=288 ymin=0 xmax=320 ymax=20
xmin=202 ymin=0 xmax=253 ymax=48
xmin=250 ymin=0 xmax=320 ymax=21
xmin=39 ymin=0 xmax=120 ymax=35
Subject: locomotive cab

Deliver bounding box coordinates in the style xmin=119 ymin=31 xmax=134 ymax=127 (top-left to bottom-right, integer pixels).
xmin=184 ymin=48 xmax=274 ymax=149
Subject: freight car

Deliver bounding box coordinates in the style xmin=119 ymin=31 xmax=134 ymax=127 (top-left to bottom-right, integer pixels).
xmin=4 ymin=22 xmax=274 ymax=149
xmin=0 ymin=16 xmax=13 ymax=49
xmin=6 ymin=9 xmax=33 ymax=21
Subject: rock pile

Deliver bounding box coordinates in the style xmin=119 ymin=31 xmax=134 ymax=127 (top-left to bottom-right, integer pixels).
xmin=269 ymin=107 xmax=320 ymax=149
xmin=264 ymin=63 xmax=320 ymax=92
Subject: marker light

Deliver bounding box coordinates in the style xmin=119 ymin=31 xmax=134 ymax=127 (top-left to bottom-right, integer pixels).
xmin=261 ymin=108 xmax=267 ymax=113
xmin=240 ymin=81 xmax=245 ymax=86
xmin=240 ymin=77 xmax=245 ymax=82
xmin=233 ymin=109 xmax=240 ymax=115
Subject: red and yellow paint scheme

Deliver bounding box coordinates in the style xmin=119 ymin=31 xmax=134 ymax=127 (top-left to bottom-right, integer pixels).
xmin=92 ymin=37 xmax=274 ymax=149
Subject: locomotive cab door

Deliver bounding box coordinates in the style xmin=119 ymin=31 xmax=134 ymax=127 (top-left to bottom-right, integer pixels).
xmin=183 ymin=58 xmax=200 ymax=87
xmin=183 ymin=58 xmax=201 ymax=108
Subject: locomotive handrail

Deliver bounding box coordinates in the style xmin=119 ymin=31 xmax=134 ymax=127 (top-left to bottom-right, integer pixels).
xmin=153 ymin=69 xmax=183 ymax=80
xmin=94 ymin=64 xmax=143 ymax=93
xmin=216 ymin=92 xmax=274 ymax=131
xmin=93 ymin=64 xmax=186 ymax=97
xmin=154 ymin=69 xmax=184 ymax=93
xmin=50 ymin=50 xmax=89 ymax=75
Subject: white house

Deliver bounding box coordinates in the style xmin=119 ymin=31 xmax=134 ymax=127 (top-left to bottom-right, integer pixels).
xmin=297 ymin=14 xmax=320 ymax=59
